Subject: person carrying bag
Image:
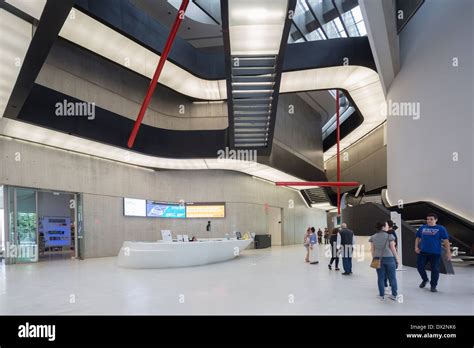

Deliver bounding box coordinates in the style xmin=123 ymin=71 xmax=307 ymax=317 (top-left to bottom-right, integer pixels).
xmin=370 ymin=235 xmax=390 ymax=269
xmin=369 ymin=222 xmax=401 ymax=301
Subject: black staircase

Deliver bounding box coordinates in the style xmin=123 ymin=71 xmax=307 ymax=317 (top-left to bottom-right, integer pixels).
xmin=221 ymin=0 xmax=297 ymax=155
xmin=231 ymin=55 xmax=277 ymax=148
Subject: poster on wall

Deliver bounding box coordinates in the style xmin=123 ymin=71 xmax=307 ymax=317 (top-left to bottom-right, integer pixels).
xmin=185 ymin=202 xmax=226 ymax=218
xmin=146 ymin=201 xmax=186 ymax=218
xmin=123 ymin=198 xmax=146 ymax=217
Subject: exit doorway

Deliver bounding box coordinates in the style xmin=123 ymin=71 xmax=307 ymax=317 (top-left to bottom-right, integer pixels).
xmin=267 ymin=206 xmax=282 ymax=246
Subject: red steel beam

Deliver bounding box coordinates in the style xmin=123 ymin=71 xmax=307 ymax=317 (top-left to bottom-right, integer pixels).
xmin=127 ymin=0 xmax=190 ymax=148
xmin=276 ymin=182 xmax=359 ymax=187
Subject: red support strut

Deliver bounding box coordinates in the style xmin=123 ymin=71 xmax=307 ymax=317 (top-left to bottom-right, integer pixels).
xmin=276 ymin=182 xmax=359 ymax=187
xmin=127 ymin=0 xmax=190 ymax=148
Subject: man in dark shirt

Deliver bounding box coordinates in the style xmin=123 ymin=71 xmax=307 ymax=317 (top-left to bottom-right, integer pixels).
xmin=337 ymin=223 xmax=355 ymax=275
xmin=386 ymin=220 xmax=398 ymax=249
xmin=317 ymin=229 xmax=323 ymax=244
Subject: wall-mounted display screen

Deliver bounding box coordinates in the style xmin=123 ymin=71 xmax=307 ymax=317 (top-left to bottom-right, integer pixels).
xmin=146 ymin=201 xmax=186 ymax=218
xmin=124 ymin=199 xmax=225 ymax=219
xmin=185 ymin=202 xmax=225 ymax=218
xmin=123 ymin=198 xmax=146 ymax=217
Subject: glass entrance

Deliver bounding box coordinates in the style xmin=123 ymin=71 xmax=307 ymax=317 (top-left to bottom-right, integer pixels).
xmin=6 ymin=187 xmax=38 ymax=263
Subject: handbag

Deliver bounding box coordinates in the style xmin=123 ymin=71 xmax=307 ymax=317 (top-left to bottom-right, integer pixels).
xmin=370 ymin=234 xmax=390 ymax=269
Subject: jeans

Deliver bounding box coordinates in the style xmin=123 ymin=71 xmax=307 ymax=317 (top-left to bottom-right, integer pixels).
xmin=342 ymin=257 xmax=352 ymax=273
xmin=384 ymin=260 xmax=399 ymax=286
xmin=329 ymin=256 xmax=339 ymax=268
xmin=417 ymin=252 xmax=441 ymax=288
xmin=376 ymin=257 xmax=398 ymax=296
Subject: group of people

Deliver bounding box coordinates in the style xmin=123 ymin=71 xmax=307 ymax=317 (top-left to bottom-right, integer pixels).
xmin=304 ymin=224 xmax=354 ymax=271
xmin=304 ymin=213 xmax=452 ymax=301
xmin=311 ymin=228 xmax=330 ymax=245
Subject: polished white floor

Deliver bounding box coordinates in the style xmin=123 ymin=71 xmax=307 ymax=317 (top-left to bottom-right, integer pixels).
xmin=0 ymin=238 xmax=472 ymax=315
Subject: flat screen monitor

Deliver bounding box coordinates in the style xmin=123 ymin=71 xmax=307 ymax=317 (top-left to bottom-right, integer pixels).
xmin=123 ymin=198 xmax=146 ymax=217
xmin=185 ymin=202 xmax=225 ymax=218
xmin=146 ymin=201 xmax=185 ymax=218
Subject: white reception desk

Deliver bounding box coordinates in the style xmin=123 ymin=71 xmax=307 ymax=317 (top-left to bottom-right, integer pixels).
xmin=117 ymin=239 xmax=252 ymax=269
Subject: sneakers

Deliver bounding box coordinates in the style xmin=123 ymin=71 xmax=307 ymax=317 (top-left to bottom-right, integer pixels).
xmin=335 ymin=268 xmax=340 ymax=271
xmin=430 ymin=287 xmax=437 ymax=293
xmin=419 ymin=280 xmax=429 ymax=288
xmin=377 ymin=295 xmax=384 ymax=301
xmin=328 ymin=264 xmax=332 ymax=270
xmin=388 ymin=294 xmax=402 ymax=302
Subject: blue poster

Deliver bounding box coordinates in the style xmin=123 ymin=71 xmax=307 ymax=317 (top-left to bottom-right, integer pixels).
xmin=146 ymin=201 xmax=185 ymax=218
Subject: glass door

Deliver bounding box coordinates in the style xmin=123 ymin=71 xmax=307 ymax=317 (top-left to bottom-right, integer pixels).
xmin=76 ymin=193 xmax=84 ymax=260
xmin=6 ymin=187 xmax=38 ymax=263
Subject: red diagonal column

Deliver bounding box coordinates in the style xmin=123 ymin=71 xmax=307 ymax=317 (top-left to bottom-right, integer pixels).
xmin=127 ymin=0 xmax=190 ymax=148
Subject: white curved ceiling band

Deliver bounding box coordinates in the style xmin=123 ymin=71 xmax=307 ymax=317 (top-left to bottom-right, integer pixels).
xmin=58 ymin=9 xmax=228 ymax=101
xmin=280 ymin=66 xmax=386 ymax=160
xmin=0 ymin=117 xmax=317 ymax=190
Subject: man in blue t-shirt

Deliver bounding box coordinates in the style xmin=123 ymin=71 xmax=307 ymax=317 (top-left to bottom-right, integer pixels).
xmin=415 ymin=213 xmax=452 ymax=292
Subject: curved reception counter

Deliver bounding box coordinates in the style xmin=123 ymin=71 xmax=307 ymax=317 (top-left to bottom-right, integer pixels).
xmin=117 ymin=239 xmax=253 ymax=269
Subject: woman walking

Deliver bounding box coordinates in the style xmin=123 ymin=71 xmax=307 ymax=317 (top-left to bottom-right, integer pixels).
xmin=369 ymin=222 xmax=401 ymax=301
xmin=328 ymin=228 xmax=340 ymax=270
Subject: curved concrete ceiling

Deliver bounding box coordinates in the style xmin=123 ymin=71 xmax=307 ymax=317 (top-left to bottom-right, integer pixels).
xmin=0 ymin=117 xmax=316 ymax=191
xmin=57 ymin=9 xmax=386 ymax=160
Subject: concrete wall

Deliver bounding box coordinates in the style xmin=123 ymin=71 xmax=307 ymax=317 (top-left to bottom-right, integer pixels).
xmin=386 ymin=0 xmax=473 ymax=220
xmin=274 ymin=93 xmax=324 ymax=171
xmin=0 ymin=137 xmax=327 ymax=258
xmin=326 ymin=124 xmax=387 ymax=193
xmin=37 ymin=39 xmax=228 ymax=130
xmin=37 ymin=191 xmax=72 ymax=218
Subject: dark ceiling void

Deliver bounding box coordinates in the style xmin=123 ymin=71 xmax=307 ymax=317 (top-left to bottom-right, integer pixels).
xmin=283 ymin=37 xmax=376 ymax=72
xmin=74 ymin=0 xmax=225 ymax=81
xmin=3 ymin=0 xmax=75 ymax=119
xmin=322 ymin=100 xmax=364 ymax=152
xmin=14 ymin=84 xmax=227 ymax=159
xmin=396 ymin=0 xmax=425 ymax=33
xmin=74 ymin=0 xmax=376 ymax=81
